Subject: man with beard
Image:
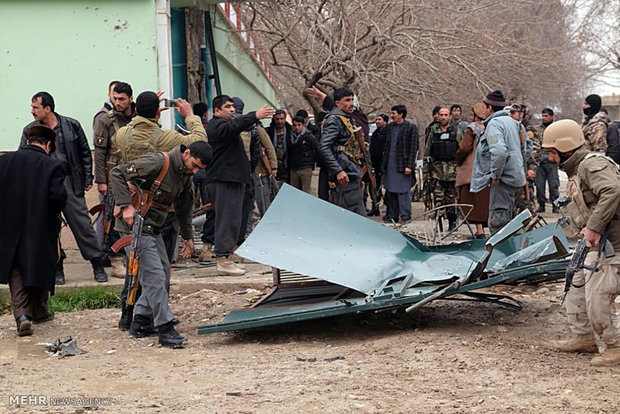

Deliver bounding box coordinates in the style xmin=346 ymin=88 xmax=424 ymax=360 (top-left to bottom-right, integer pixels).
xmin=93 ymin=81 xmax=136 ymax=277
xmin=424 ymin=107 xmax=458 ymax=230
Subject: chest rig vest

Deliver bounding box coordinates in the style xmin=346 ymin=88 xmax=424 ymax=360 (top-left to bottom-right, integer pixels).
xmin=559 ymin=153 xmax=620 ymax=238
xmin=334 ymin=115 xmax=363 ymax=165
xmin=119 ymin=125 xmax=164 ymax=164
xmin=430 ymin=127 xmax=457 ymax=162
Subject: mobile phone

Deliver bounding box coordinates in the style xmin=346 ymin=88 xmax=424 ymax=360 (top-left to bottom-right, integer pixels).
xmin=163 ymin=99 xmax=177 ymax=107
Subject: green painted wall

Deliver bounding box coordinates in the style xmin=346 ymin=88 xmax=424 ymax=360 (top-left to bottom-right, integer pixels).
xmin=209 ymin=6 xmax=279 ymax=113
xmin=0 ymin=0 xmax=158 ymax=151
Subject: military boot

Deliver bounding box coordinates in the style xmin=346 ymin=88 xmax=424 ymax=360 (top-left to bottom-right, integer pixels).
xmin=216 ymin=257 xmax=246 ymax=276
xmin=129 ymin=314 xmax=157 ymax=338
xmin=118 ymin=303 xmax=133 ymax=331
xmin=590 ymin=343 xmax=620 ymax=366
xmin=91 ymin=258 xmax=108 ymax=283
xmin=198 ymin=243 xmax=213 ymax=262
xmin=157 ymin=321 xmax=186 ymax=348
xmin=447 ymin=214 xmax=457 ymax=232
xmin=551 ymin=333 xmax=598 ymax=353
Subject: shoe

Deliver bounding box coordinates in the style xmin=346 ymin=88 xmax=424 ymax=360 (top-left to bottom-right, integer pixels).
xmin=16 ymin=315 xmax=33 ymax=337
xmin=591 ymin=344 xmax=620 ymax=366
xmin=129 ymin=314 xmax=157 ymax=338
xmin=157 ymin=321 xmax=186 ymax=348
xmin=171 ymin=317 xmax=180 ymax=326
xmin=55 ymin=269 xmax=65 ymax=285
xmin=91 ymin=258 xmax=108 ymax=283
xmin=229 ymin=253 xmax=246 ymax=270
xmin=198 ymin=243 xmax=213 ymax=262
xmin=475 ymin=234 xmax=486 ymax=240
xmin=552 ymin=207 xmax=559 ymax=214
xmin=535 ymin=205 xmax=545 ymax=213
xmin=448 ymin=220 xmax=457 ymax=232
xmin=551 ymin=333 xmax=598 ymax=353
xmin=110 ymin=257 xmax=126 ymax=279
xmin=118 ymin=303 xmax=133 ymax=331
xmin=33 ymin=311 xmax=54 ymax=324
xmin=216 ymin=257 xmax=246 ymax=276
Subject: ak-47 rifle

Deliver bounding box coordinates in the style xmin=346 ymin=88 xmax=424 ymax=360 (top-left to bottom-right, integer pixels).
xmin=422 ymin=158 xmax=435 ymax=212
xmin=192 ymin=203 xmax=213 ymax=218
xmin=555 ymin=197 xmax=615 ymax=303
xmin=353 ymin=126 xmax=379 ymax=210
xmin=111 ymin=182 xmax=146 ymax=306
xmin=259 ymin=146 xmax=279 ymax=200
xmin=89 ymin=188 xmax=115 ymax=253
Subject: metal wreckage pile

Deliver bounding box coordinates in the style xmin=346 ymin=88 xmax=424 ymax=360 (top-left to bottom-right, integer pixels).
xmin=198 ymin=185 xmax=570 ymax=335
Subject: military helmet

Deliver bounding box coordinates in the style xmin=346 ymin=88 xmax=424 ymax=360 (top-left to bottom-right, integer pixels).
xmin=542 ymin=119 xmax=585 ymax=152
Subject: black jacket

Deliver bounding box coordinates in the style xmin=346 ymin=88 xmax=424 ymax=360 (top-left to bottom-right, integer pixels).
xmin=21 ymin=114 xmax=93 ymax=197
xmin=370 ymin=126 xmax=388 ymax=169
xmin=0 ymin=146 xmax=67 ymax=294
xmin=319 ymin=108 xmax=362 ymax=179
xmin=382 ymin=120 xmax=419 ymax=177
xmin=205 ymin=113 xmax=257 ymax=184
xmin=289 ymin=129 xmax=319 ymax=170
xmin=265 ymin=122 xmax=293 ymax=181
xmin=606 ymin=121 xmax=620 ymax=164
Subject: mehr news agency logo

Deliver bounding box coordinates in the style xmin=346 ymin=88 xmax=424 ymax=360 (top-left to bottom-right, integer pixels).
xmin=8 ymin=395 xmax=112 ymax=407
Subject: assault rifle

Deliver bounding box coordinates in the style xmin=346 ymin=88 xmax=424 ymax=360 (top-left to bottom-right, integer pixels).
xmin=422 ymin=157 xmax=435 ymax=212
xmin=110 ymin=181 xmax=146 ymax=306
xmin=353 ymin=127 xmax=379 ymax=211
xmin=88 ymin=188 xmax=115 ymax=253
xmin=259 ymin=146 xmax=279 ymax=200
xmin=555 ymin=198 xmax=615 ymax=303
xmin=192 ymin=203 xmax=213 ymax=218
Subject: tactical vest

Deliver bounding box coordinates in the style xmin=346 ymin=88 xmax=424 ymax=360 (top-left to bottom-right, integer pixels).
xmin=559 ymin=153 xmax=620 ymax=238
xmin=118 ymin=125 xmax=164 ymax=164
xmin=334 ymin=115 xmax=363 ymax=165
xmin=430 ymin=128 xmax=457 ymax=162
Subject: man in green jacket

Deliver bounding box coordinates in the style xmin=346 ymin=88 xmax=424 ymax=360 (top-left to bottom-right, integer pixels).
xmin=111 ymin=141 xmax=212 ymax=348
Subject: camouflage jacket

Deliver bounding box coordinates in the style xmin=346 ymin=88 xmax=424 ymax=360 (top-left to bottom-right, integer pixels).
xmin=582 ymin=112 xmax=610 ymax=154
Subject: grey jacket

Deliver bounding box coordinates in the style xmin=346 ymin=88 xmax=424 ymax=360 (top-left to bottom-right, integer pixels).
xmin=471 ymin=110 xmax=526 ymax=192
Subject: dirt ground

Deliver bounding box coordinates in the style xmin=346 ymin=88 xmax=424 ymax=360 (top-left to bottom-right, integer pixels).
xmin=1 ymin=262 xmax=619 ymax=413
xmin=2 ymin=190 xmax=619 ymax=413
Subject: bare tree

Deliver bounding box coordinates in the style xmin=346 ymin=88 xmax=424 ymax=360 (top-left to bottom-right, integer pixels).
xmin=241 ymin=0 xmax=591 ymax=122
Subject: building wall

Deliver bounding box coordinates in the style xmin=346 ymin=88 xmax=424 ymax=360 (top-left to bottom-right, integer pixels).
xmin=209 ymin=6 xmax=279 ymax=112
xmin=0 ymin=0 xmax=159 ymax=151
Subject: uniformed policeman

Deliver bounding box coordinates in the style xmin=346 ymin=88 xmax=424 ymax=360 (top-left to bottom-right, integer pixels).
xmin=110 ymin=141 xmax=212 ymax=348
xmin=543 ymin=119 xmax=620 ymax=367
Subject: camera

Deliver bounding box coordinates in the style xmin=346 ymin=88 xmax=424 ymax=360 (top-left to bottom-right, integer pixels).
xmin=163 ymin=99 xmax=177 ymax=107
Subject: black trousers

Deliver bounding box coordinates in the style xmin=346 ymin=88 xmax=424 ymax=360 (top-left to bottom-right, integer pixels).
xmin=205 ymin=181 xmax=246 ymax=257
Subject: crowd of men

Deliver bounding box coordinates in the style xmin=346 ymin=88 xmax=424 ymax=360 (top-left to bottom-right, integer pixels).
xmin=1 ymin=82 xmax=619 ymax=365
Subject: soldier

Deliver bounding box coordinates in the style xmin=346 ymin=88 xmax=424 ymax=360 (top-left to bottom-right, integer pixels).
xmin=424 ymin=107 xmax=459 ymax=230
xmin=111 ymin=91 xmax=207 ymax=331
xmin=111 ymin=141 xmax=212 ymax=348
xmin=319 ymin=87 xmax=367 ymax=216
xmin=544 ymin=119 xmax=620 ymax=367
xmin=582 ymin=94 xmax=610 ymax=153
xmin=93 ymin=81 xmax=136 ymax=277
xmin=534 ymin=108 xmax=559 ymax=213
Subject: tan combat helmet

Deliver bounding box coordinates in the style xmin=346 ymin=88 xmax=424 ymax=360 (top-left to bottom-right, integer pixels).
xmin=542 ymin=119 xmax=585 ymax=152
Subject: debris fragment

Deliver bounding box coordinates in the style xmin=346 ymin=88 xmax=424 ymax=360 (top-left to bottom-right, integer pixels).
xmin=37 ymin=336 xmax=86 ymax=357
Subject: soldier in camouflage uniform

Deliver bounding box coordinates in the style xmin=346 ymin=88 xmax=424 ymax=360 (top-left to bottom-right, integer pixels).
xmin=582 ymin=94 xmax=610 ymax=154
xmin=532 ymin=107 xmax=559 ymax=213
xmin=424 ymin=107 xmax=460 ymax=230
xmin=522 ymin=105 xmax=540 ymax=212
